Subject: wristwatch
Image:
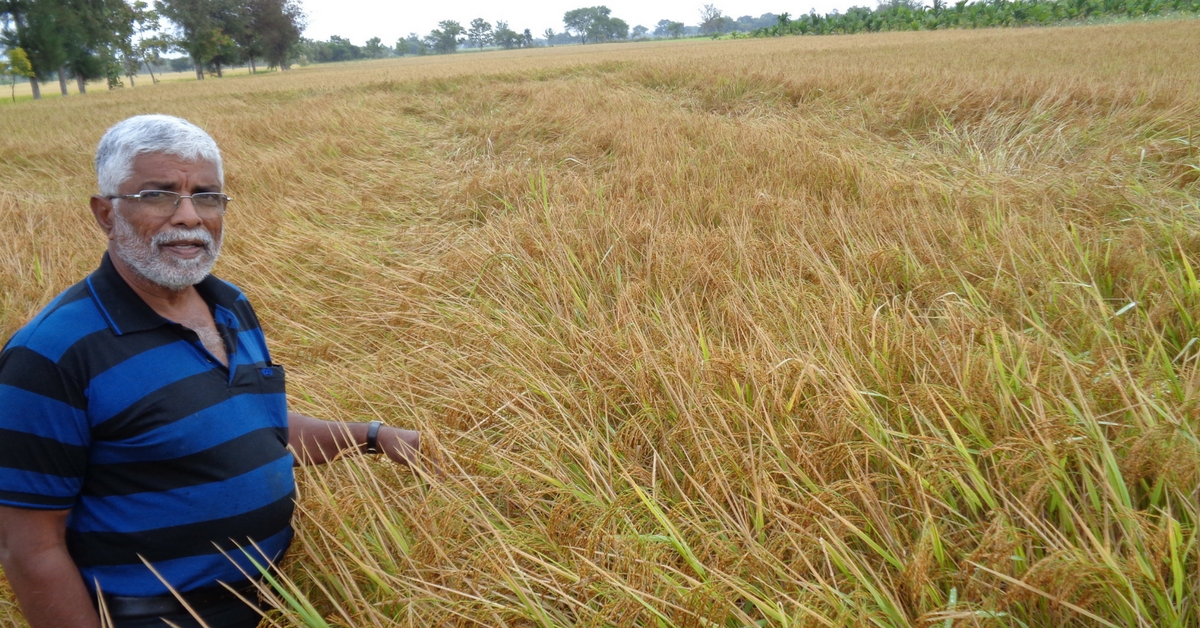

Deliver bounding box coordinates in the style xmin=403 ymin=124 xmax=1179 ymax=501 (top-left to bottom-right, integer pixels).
xmin=365 ymin=420 xmax=384 ymax=454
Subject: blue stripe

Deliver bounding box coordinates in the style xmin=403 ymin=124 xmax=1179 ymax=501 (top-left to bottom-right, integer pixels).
xmin=85 ymin=277 xmax=122 ymax=335
xmin=6 ymin=289 xmax=76 ymax=349
xmin=234 ymin=330 xmax=269 ymax=365
xmin=86 ymin=341 xmax=210 ymax=424
xmin=72 ymin=456 xmax=294 ymax=533
xmin=0 ymin=467 xmax=82 ymax=499
xmin=213 ymin=304 xmax=239 ymax=329
xmin=79 ymin=526 xmax=292 ymax=596
xmin=0 ymin=385 xmax=90 ymax=445
xmin=89 ymin=394 xmax=288 ymax=464
xmin=7 ymin=291 xmax=108 ymax=355
xmin=22 ymin=299 xmax=110 ymax=361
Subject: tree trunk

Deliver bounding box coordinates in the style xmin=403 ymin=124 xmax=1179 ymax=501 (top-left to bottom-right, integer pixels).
xmin=76 ymin=74 xmax=86 ymax=94
xmin=59 ymin=67 xmax=68 ymax=96
xmin=127 ymin=73 xmax=135 ymax=88
xmin=29 ymin=76 xmax=41 ymax=99
xmin=144 ymin=55 xmax=157 ymax=84
xmin=215 ymin=62 xmax=223 ymax=78
xmin=194 ymin=56 xmax=204 ymax=80
xmin=249 ymin=58 xmax=256 ymax=73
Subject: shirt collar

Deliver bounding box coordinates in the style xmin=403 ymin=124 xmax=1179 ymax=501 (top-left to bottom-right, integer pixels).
xmin=85 ymin=252 xmax=241 ymax=336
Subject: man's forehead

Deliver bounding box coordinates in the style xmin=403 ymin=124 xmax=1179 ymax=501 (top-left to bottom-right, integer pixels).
xmin=126 ymin=152 xmax=221 ymax=184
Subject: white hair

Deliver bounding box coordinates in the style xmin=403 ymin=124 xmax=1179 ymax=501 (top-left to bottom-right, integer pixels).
xmin=95 ymin=115 xmax=223 ymax=196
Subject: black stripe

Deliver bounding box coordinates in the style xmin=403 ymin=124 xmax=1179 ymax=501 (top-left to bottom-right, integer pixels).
xmin=67 ymin=493 xmax=295 ymax=566
xmin=0 ymin=429 xmax=88 ymax=477
xmin=0 ymin=347 xmax=87 ymax=409
xmin=82 ymin=428 xmax=290 ymax=497
xmin=197 ymin=278 xmax=259 ymax=332
xmin=91 ymin=370 xmax=231 ymax=441
xmin=227 ymin=300 xmax=262 ymax=334
xmin=233 ymin=363 xmax=286 ymax=395
xmin=92 ymin=364 xmax=282 ymax=442
xmin=0 ymin=488 xmax=76 ymax=509
xmin=51 ymin=283 xmax=94 ymax=307
xmin=57 ymin=327 xmax=181 ymax=388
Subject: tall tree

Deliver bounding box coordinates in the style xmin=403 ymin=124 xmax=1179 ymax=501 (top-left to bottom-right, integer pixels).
xmin=2 ymin=0 xmax=70 ymax=98
xmin=228 ymin=0 xmax=262 ymax=72
xmin=699 ymin=4 xmax=726 ymax=36
xmin=254 ymin=0 xmax=302 ymax=70
xmin=121 ymin=1 xmax=164 ymax=85
xmin=55 ymin=0 xmax=133 ymax=94
xmin=467 ymin=18 xmax=491 ymax=49
xmin=424 ymin=20 xmax=463 ymax=54
xmin=563 ymin=6 xmax=628 ymax=43
xmin=492 ymin=20 xmax=519 ymax=49
xmin=363 ymin=36 xmax=386 ymax=58
xmin=1 ymin=45 xmax=34 ymax=101
xmin=156 ymin=0 xmax=232 ymax=79
xmin=562 ymin=6 xmax=596 ymax=43
xmin=542 ymin=27 xmax=554 ymax=46
xmin=396 ymin=32 xmax=425 ymax=56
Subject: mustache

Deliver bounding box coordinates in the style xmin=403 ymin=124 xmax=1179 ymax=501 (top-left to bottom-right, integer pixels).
xmin=151 ymin=227 xmax=216 ymax=252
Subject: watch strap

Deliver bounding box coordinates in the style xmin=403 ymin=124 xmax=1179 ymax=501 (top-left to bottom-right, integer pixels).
xmin=365 ymin=420 xmax=384 ymax=454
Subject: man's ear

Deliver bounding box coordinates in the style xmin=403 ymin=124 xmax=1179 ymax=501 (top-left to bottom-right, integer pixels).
xmin=90 ymin=195 xmax=116 ymax=239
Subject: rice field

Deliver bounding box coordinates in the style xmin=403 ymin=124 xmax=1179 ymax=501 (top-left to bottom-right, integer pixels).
xmin=2 ymin=18 xmax=1200 ymax=627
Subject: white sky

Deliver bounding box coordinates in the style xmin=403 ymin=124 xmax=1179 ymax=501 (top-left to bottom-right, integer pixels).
xmin=300 ymin=0 xmax=867 ymax=44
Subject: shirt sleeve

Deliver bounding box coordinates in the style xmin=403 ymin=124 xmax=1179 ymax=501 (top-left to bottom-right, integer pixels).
xmin=0 ymin=344 xmax=90 ymax=510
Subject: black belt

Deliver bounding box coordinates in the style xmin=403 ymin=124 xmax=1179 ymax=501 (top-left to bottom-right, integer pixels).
xmin=97 ymin=580 xmax=262 ymax=618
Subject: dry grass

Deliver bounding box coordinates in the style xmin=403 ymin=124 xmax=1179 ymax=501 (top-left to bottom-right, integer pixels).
xmin=2 ymin=19 xmax=1200 ymax=627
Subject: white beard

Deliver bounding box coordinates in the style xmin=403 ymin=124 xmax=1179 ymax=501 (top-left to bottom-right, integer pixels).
xmin=111 ymin=212 xmax=222 ymax=291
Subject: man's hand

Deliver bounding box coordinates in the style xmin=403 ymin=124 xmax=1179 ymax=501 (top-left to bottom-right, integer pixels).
xmin=374 ymin=425 xmax=420 ymax=467
xmin=376 ymin=426 xmax=442 ymax=480
xmin=287 ymin=412 xmax=437 ymax=478
xmin=0 ymin=506 xmax=101 ymax=628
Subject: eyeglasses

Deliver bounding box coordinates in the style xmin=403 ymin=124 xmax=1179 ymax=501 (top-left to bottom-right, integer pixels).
xmin=107 ymin=190 xmax=232 ymax=217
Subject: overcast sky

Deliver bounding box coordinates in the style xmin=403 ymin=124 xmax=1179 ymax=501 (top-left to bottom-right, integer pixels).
xmin=300 ymin=0 xmax=867 ymax=44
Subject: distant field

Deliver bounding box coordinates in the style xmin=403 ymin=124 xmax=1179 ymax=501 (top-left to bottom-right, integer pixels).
xmin=2 ymin=20 xmax=1199 ymax=627
xmin=1 ymin=67 xmax=291 ymax=101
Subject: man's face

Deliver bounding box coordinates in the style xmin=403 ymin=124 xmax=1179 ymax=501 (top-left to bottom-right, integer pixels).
xmin=108 ymin=152 xmax=224 ymax=291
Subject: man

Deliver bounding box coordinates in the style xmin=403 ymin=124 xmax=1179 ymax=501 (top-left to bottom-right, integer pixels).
xmin=0 ymin=115 xmax=424 ymax=628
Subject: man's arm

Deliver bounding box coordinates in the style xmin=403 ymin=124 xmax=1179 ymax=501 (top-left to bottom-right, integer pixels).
xmin=0 ymin=506 xmax=101 ymax=628
xmin=287 ymin=411 xmax=422 ymax=469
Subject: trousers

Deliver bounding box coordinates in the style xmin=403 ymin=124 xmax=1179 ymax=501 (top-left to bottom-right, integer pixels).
xmin=106 ymin=595 xmax=263 ymax=628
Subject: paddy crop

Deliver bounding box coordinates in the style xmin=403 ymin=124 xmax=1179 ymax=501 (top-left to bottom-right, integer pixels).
xmin=2 ymin=19 xmax=1199 ymax=627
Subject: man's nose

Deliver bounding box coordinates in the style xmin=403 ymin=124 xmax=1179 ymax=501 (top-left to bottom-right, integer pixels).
xmin=169 ymin=196 xmax=204 ymax=227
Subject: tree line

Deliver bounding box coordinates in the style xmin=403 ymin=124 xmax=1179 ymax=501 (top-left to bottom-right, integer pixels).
xmin=5 ymin=0 xmax=1197 ymax=99
xmin=749 ymin=0 xmax=1199 ymax=36
xmin=1 ymin=0 xmax=303 ymax=99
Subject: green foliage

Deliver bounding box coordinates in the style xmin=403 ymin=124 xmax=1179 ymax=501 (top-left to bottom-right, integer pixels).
xmin=467 ymin=18 xmax=492 ymax=50
xmin=493 ymin=20 xmax=520 ymax=49
xmin=4 ymin=46 xmax=34 ymax=77
xmin=563 ymin=5 xmax=629 ymax=43
xmin=425 ymin=20 xmax=465 ymax=54
xmin=152 ymin=0 xmax=301 ymax=76
xmin=299 ymin=35 xmax=361 ymax=63
xmin=655 ymin=18 xmax=686 ymax=38
xmin=363 ymin=36 xmax=386 ymax=58
xmin=751 ymin=0 xmax=1200 ymax=36
xmin=1 ymin=46 xmax=34 ymax=101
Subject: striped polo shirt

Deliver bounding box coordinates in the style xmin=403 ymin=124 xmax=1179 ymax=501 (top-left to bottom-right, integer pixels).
xmin=0 ymin=253 xmax=295 ymax=597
